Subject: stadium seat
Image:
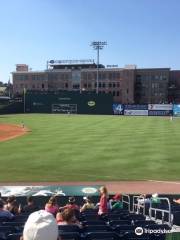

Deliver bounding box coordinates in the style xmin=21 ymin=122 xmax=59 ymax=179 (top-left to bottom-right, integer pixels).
xmin=84 ymin=225 xmax=111 ymax=232
xmin=59 ymin=232 xmax=81 ymax=240
xmin=134 ymin=220 xmax=156 ymax=226
xmin=13 ymin=215 xmax=29 ymax=222
xmin=129 ymin=214 xmax=146 ymax=221
xmin=84 ymin=231 xmax=120 ymax=240
xmin=0 ymin=226 xmax=16 ymax=240
xmin=7 ymin=233 xmax=22 ymax=240
xmin=109 ymin=220 xmax=131 ymax=227
xmin=114 ymin=224 xmax=135 ymax=233
xmin=58 ymin=224 xmax=82 ymax=233
xmin=82 ymin=220 xmax=106 ymax=226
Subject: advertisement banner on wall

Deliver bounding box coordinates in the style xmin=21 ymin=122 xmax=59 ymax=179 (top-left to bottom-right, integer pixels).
xmin=124 ymin=110 xmax=148 ymax=116
xmin=124 ymin=104 xmax=148 ymax=110
xmin=148 ymin=104 xmax=173 ymax=111
xmin=148 ymin=110 xmax=173 ymax=116
xmin=173 ymin=105 xmax=180 ymax=116
xmin=113 ymin=104 xmax=124 ymax=115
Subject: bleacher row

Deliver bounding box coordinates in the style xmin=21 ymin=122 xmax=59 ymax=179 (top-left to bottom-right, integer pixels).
xmin=0 ymin=207 xmax=172 ymax=240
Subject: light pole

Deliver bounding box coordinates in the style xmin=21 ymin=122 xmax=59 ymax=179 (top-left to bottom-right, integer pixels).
xmin=90 ymin=41 xmax=107 ymax=94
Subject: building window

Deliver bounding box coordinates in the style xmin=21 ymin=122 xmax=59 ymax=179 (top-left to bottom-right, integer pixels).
xmin=117 ymin=82 xmax=120 ymax=87
xmin=109 ymin=83 xmax=112 ymax=88
xmin=73 ymin=84 xmax=80 ymax=89
xmin=102 ymin=83 xmax=106 ymax=88
xmin=42 ymin=84 xmax=44 ymax=89
xmin=88 ymin=83 xmax=91 ymax=88
xmin=65 ymin=83 xmax=68 ymax=88
xmin=99 ymin=83 xmax=102 ymax=88
xmin=113 ymin=91 xmax=116 ymax=96
xmin=113 ymin=83 xmax=116 ymax=88
xmin=84 ymin=83 xmax=87 ymax=88
xmin=127 ymin=89 xmax=129 ymax=94
xmin=116 ymin=91 xmax=120 ymax=96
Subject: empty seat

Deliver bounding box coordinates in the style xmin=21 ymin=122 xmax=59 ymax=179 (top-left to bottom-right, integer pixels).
xmin=129 ymin=214 xmax=146 ymax=221
xmin=134 ymin=220 xmax=156 ymax=226
xmin=85 ymin=231 xmax=120 ymax=240
xmin=109 ymin=220 xmax=131 ymax=227
xmin=7 ymin=233 xmax=22 ymax=240
xmin=83 ymin=220 xmax=106 ymax=226
xmin=0 ymin=226 xmax=16 ymax=240
xmin=59 ymin=232 xmax=81 ymax=240
xmin=84 ymin=225 xmax=111 ymax=232
xmin=114 ymin=224 xmax=135 ymax=233
xmin=58 ymin=224 xmax=82 ymax=233
xmin=82 ymin=213 xmax=99 ymax=221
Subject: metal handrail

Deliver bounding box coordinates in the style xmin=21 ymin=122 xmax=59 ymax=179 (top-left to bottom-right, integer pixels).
xmin=149 ymin=197 xmax=172 ymax=226
xmin=122 ymin=194 xmax=130 ymax=212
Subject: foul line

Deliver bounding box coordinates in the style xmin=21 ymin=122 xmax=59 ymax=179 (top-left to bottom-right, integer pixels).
xmin=148 ymin=180 xmax=180 ymax=185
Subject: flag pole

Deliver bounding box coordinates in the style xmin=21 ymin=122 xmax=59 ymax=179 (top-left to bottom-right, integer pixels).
xmin=23 ymin=88 xmax=26 ymax=113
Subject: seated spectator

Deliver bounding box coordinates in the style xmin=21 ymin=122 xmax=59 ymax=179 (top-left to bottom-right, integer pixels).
xmin=45 ymin=196 xmax=59 ymax=216
xmin=0 ymin=200 xmax=14 ymax=220
xmin=80 ymin=196 xmax=95 ymax=212
xmin=22 ymin=210 xmax=59 ymax=240
xmin=59 ymin=196 xmax=79 ymax=211
xmin=4 ymin=195 xmax=20 ymax=215
xmin=57 ymin=208 xmax=82 ymax=228
xmin=109 ymin=193 xmax=123 ymax=210
xmin=21 ymin=196 xmax=39 ymax=214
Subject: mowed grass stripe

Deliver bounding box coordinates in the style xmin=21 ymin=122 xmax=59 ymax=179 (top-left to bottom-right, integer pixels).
xmin=0 ymin=114 xmax=179 ymax=181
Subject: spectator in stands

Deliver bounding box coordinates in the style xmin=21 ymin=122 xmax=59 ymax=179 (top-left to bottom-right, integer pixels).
xmin=80 ymin=196 xmax=95 ymax=212
xmin=22 ymin=210 xmax=59 ymax=240
xmin=59 ymin=196 xmax=79 ymax=211
xmin=151 ymin=193 xmax=161 ymax=204
xmin=0 ymin=200 xmax=14 ymax=220
xmin=57 ymin=208 xmax=82 ymax=228
xmin=98 ymin=186 xmax=108 ymax=216
xmin=45 ymin=196 xmax=59 ymax=216
xmin=4 ymin=195 xmax=20 ymax=215
xmin=21 ymin=196 xmax=39 ymax=214
xmin=136 ymin=194 xmax=151 ymax=213
xmin=173 ymin=198 xmax=180 ymax=204
xmin=109 ymin=193 xmax=123 ymax=210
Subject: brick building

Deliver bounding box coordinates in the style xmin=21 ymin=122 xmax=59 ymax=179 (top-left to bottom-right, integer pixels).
xmin=134 ymin=68 xmax=170 ymax=104
xmin=12 ymin=61 xmax=135 ymax=104
xmin=13 ymin=61 xmax=179 ymax=104
xmin=169 ymin=70 xmax=180 ymax=103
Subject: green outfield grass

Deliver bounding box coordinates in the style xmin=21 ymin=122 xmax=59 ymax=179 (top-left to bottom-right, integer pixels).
xmin=0 ymin=114 xmax=180 ymax=182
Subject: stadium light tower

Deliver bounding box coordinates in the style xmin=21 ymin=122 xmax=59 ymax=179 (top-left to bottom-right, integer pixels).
xmin=90 ymin=41 xmax=107 ymax=94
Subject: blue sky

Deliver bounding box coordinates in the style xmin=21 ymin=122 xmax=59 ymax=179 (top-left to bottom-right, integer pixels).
xmin=0 ymin=0 xmax=180 ymax=82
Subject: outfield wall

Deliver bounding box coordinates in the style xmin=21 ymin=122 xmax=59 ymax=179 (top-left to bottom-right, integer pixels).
xmin=25 ymin=91 xmax=113 ymax=115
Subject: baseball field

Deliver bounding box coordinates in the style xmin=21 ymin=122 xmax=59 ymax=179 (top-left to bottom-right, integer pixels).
xmin=0 ymin=114 xmax=180 ymax=182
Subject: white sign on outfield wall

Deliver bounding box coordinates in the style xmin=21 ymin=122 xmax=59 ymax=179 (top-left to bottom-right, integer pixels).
xmin=124 ymin=110 xmax=148 ymax=116
xmin=148 ymin=104 xmax=173 ymax=111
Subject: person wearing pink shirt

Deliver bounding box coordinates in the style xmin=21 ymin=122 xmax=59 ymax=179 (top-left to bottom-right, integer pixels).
xmin=45 ymin=196 xmax=59 ymax=216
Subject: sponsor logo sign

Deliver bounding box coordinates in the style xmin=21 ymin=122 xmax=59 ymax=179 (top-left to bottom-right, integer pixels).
xmin=124 ymin=104 xmax=148 ymax=110
xmin=113 ymin=104 xmax=123 ymax=115
xmin=173 ymin=104 xmax=180 ymax=116
xmin=88 ymin=101 xmax=96 ymax=107
xmin=148 ymin=104 xmax=173 ymax=110
xmin=124 ymin=110 xmax=148 ymax=116
xmin=148 ymin=110 xmax=173 ymax=116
